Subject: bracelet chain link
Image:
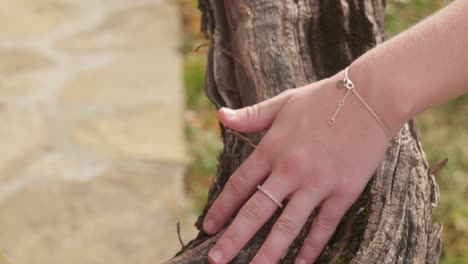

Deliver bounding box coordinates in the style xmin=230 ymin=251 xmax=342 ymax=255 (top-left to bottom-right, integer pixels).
xmin=329 ymin=67 xmax=391 ymax=142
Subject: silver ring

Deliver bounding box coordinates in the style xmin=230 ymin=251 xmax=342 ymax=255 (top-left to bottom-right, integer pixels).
xmin=257 ymin=185 xmax=283 ymax=208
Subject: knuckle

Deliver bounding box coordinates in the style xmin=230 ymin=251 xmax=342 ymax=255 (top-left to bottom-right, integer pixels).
xmin=334 ymin=185 xmax=355 ymax=201
xmin=208 ymin=202 xmax=229 ymax=222
xmin=313 ymin=216 xmax=338 ymax=233
xmin=241 ymin=196 xmax=266 ymax=223
xmin=243 ymin=105 xmax=259 ymax=121
xmin=310 ymin=161 xmax=332 ymax=180
xmin=335 ymin=183 xmax=362 ymax=202
xmin=303 ymin=164 xmax=332 ymax=189
xmin=253 ymin=249 xmax=276 ymax=264
xmin=255 ymin=142 xmax=275 ymax=164
xmin=274 ymin=216 xmax=301 ymax=237
xmin=226 ymin=175 xmax=245 ymax=197
xmin=251 ymin=104 xmax=261 ymax=120
xmin=258 ymin=134 xmax=278 ymax=154
xmin=265 ymin=130 xmax=279 ymax=140
xmin=276 ymin=152 xmax=304 ymax=176
xmin=301 ymin=239 xmax=321 ymax=259
xmin=263 ymin=132 xmax=283 ymax=148
xmin=221 ymin=230 xmax=238 ymax=247
xmin=252 ymin=147 xmax=271 ymax=168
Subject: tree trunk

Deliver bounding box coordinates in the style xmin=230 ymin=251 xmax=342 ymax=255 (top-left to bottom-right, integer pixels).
xmin=165 ymin=1 xmax=442 ymax=263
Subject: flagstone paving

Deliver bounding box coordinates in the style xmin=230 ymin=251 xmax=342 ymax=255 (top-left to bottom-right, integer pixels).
xmin=0 ymin=1 xmax=197 ymax=263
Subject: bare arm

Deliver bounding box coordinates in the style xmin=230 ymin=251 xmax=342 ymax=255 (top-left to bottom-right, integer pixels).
xmin=350 ymin=0 xmax=468 ymax=135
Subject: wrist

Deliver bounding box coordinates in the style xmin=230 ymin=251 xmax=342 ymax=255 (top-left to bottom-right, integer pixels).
xmin=343 ymin=56 xmax=414 ymax=137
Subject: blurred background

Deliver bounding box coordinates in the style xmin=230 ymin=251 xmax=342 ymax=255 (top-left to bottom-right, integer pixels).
xmin=0 ymin=1 xmax=197 ymax=264
xmin=0 ymin=0 xmax=466 ymax=264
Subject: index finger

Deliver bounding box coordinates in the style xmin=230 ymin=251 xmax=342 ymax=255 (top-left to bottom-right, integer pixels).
xmin=203 ymin=143 xmax=272 ymax=234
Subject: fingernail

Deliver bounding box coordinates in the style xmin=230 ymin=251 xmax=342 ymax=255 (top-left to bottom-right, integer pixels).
xmin=295 ymin=257 xmax=307 ymax=264
xmin=209 ymin=249 xmax=223 ymax=263
xmin=203 ymin=218 xmax=214 ymax=233
xmin=221 ymin=107 xmax=236 ymax=119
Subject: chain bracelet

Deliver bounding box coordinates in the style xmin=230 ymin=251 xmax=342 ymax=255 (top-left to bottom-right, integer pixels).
xmin=328 ymin=67 xmax=391 ymax=142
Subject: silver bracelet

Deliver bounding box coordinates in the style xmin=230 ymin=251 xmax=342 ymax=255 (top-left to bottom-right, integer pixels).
xmin=329 ymin=67 xmax=391 ymax=142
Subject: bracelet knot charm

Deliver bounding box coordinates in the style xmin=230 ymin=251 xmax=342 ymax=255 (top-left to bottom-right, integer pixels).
xmin=329 ymin=66 xmax=391 ymax=142
xmin=337 ymin=78 xmax=354 ymax=90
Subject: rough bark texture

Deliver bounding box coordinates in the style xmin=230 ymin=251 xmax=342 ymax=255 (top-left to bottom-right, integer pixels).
xmin=164 ymin=1 xmax=442 ymax=263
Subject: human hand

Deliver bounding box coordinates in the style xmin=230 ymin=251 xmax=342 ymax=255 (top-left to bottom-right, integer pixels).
xmin=203 ymin=72 xmax=396 ymax=264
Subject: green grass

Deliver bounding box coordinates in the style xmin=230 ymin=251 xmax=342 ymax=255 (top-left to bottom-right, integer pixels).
xmin=180 ymin=0 xmax=467 ymax=262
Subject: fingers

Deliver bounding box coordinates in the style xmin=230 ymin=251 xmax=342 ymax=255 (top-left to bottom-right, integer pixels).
xmin=251 ymin=188 xmax=323 ymax=264
xmin=203 ymin=142 xmax=272 ymax=234
xmin=295 ymin=195 xmax=351 ymax=264
xmin=218 ymin=90 xmax=292 ymax=133
xmin=208 ymin=177 xmax=291 ymax=264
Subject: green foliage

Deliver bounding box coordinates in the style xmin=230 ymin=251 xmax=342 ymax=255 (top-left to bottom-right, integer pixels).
xmin=386 ymin=0 xmax=451 ymax=36
xmin=184 ymin=55 xmax=206 ymax=110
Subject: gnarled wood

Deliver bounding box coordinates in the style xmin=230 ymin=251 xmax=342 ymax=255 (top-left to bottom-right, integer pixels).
xmin=164 ymin=1 xmax=441 ymax=263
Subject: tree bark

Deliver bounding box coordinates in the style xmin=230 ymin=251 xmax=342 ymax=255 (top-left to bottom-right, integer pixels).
xmin=165 ymin=1 xmax=442 ymax=263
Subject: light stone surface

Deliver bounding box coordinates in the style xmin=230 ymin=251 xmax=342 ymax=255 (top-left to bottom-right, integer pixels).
xmin=56 ymin=4 xmax=177 ymax=52
xmin=0 ymin=48 xmax=53 ymax=75
xmin=72 ymin=106 xmax=187 ymax=162
xmin=0 ymin=0 xmax=197 ymax=263
xmin=0 ymin=0 xmax=78 ymax=38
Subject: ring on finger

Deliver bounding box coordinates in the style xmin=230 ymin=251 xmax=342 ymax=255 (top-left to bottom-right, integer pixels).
xmin=257 ymin=185 xmax=283 ymax=208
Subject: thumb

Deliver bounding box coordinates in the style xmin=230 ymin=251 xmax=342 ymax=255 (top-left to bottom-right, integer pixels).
xmin=218 ymin=90 xmax=293 ymax=133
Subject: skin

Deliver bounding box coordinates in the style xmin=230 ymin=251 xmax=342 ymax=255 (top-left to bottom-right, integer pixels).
xmin=203 ymin=1 xmax=468 ymax=263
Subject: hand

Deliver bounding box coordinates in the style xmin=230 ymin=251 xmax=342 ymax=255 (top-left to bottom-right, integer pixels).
xmin=203 ymin=73 xmax=394 ymax=264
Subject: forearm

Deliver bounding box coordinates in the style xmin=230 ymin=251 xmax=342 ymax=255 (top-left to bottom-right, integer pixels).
xmin=348 ymin=0 xmax=468 ymax=135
